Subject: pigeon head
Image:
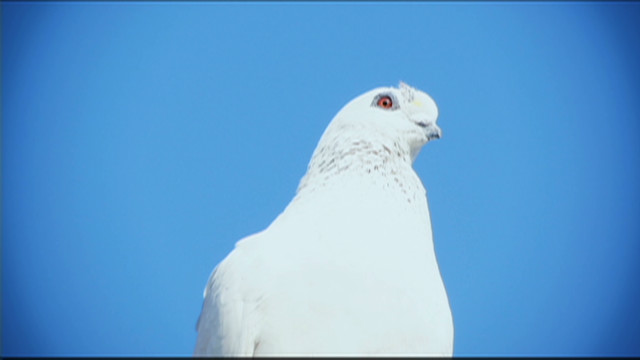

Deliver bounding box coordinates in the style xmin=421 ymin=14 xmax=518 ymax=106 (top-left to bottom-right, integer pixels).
xmin=318 ymin=81 xmax=440 ymax=163
xmin=298 ymin=82 xmax=440 ymax=193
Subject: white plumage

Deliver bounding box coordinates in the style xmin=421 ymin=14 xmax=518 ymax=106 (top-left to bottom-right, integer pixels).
xmin=194 ymin=82 xmax=453 ymax=356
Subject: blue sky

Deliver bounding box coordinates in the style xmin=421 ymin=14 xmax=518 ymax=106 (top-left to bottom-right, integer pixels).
xmin=2 ymin=1 xmax=639 ymax=356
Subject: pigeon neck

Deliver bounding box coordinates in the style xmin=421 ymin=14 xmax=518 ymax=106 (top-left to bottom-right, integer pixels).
xmin=295 ymin=137 xmax=418 ymax=196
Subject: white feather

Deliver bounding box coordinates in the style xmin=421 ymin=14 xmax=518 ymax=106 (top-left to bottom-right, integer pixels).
xmin=194 ymin=82 xmax=453 ymax=356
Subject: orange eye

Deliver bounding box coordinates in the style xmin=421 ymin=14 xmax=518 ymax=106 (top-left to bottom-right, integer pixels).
xmin=377 ymin=96 xmax=393 ymax=109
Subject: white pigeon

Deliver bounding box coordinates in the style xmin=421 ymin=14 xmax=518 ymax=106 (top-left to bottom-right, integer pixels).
xmin=194 ymin=82 xmax=453 ymax=356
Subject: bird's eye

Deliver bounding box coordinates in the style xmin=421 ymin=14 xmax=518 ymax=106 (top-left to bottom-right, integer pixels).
xmin=377 ymin=96 xmax=393 ymax=109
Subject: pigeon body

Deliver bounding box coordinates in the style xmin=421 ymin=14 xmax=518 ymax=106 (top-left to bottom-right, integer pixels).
xmin=194 ymin=82 xmax=453 ymax=356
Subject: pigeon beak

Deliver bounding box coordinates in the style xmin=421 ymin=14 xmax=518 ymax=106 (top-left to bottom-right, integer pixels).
xmin=416 ymin=122 xmax=442 ymax=141
xmin=427 ymin=125 xmax=442 ymax=140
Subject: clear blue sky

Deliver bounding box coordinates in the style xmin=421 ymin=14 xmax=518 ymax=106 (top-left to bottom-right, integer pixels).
xmin=2 ymin=2 xmax=639 ymax=356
